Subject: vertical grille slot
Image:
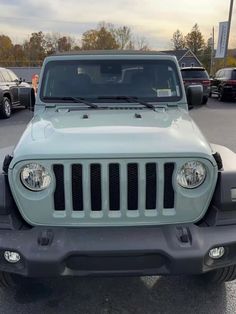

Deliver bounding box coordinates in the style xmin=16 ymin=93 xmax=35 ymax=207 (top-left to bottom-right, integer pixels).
xmin=53 ymin=164 xmax=65 ymax=211
xmin=146 ymin=163 xmax=157 ymax=209
xmin=164 ymin=163 xmax=175 ymax=208
xmin=127 ymin=163 xmax=138 ymax=210
xmin=90 ymin=164 xmax=102 ymax=211
xmin=109 ymin=164 xmax=120 ymax=211
xmin=72 ymin=164 xmax=83 ymax=211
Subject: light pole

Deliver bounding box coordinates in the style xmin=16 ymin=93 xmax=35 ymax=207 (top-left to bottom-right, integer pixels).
xmin=224 ymin=0 xmax=234 ymax=66
xmin=210 ymin=27 xmax=215 ymax=76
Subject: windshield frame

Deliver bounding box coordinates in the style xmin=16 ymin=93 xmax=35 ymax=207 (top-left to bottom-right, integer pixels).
xmin=40 ymin=59 xmax=183 ymax=104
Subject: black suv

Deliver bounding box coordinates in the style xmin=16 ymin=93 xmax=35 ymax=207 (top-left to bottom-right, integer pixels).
xmin=0 ymin=67 xmax=30 ymax=119
xmin=211 ymin=68 xmax=236 ymax=101
xmin=181 ymin=67 xmax=211 ymax=104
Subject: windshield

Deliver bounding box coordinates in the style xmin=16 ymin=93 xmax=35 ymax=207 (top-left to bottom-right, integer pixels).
xmin=232 ymin=70 xmax=236 ymax=80
xmin=181 ymin=69 xmax=209 ymax=79
xmin=40 ymin=59 xmax=182 ymax=103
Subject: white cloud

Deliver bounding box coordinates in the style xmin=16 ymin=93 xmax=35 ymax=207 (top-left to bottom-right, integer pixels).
xmin=0 ymin=0 xmax=235 ymax=49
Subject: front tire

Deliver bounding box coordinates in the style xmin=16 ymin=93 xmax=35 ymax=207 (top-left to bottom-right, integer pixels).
xmin=202 ymin=96 xmax=208 ymax=104
xmin=219 ymin=89 xmax=227 ymax=102
xmin=201 ymin=265 xmax=236 ymax=284
xmin=0 ymin=97 xmax=12 ymax=119
xmin=0 ymin=271 xmax=17 ymax=289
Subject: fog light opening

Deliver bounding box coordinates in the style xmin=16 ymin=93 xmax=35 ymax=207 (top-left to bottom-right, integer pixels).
xmin=4 ymin=251 xmax=21 ymax=263
xmin=209 ymin=246 xmax=225 ymax=260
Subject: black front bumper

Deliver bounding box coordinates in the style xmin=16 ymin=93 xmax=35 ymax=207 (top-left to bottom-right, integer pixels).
xmin=1 ymin=224 xmax=236 ymax=277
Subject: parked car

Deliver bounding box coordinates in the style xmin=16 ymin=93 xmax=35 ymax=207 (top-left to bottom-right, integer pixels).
xmin=2 ymin=51 xmax=236 ymax=289
xmin=210 ymin=68 xmax=236 ymax=101
xmin=181 ymin=67 xmax=211 ymax=104
xmin=0 ymin=67 xmax=30 ymax=119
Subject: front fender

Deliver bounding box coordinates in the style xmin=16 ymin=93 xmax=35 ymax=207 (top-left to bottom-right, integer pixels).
xmin=207 ymin=144 xmax=236 ymax=226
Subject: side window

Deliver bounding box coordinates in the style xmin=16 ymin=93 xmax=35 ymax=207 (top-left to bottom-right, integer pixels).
xmin=215 ymin=70 xmax=220 ymax=78
xmin=226 ymin=70 xmax=232 ymax=80
xmin=7 ymin=70 xmax=18 ymax=81
xmin=232 ymin=70 xmax=236 ymax=80
xmin=217 ymin=70 xmax=224 ymax=78
xmin=0 ymin=71 xmax=4 ymax=82
xmin=1 ymin=69 xmax=12 ymax=82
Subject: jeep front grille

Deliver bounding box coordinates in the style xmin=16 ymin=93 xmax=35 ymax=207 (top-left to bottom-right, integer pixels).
xmin=11 ymin=157 xmax=217 ymax=227
xmin=53 ymin=160 xmax=175 ymax=215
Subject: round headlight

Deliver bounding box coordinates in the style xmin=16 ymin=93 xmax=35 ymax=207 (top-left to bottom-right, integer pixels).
xmin=20 ymin=163 xmax=51 ymax=191
xmin=177 ymin=161 xmax=206 ymax=189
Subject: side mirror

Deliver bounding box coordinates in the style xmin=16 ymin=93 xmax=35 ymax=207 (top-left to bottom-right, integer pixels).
xmin=19 ymin=87 xmax=36 ymax=111
xmin=186 ymin=85 xmax=203 ymax=108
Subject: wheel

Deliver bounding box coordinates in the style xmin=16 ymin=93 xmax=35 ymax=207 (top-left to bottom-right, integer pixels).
xmin=0 ymin=271 xmax=17 ymax=289
xmin=218 ymin=89 xmax=227 ymax=102
xmin=0 ymin=97 xmax=12 ymax=119
xmin=202 ymin=96 xmax=208 ymax=105
xmin=201 ymin=265 xmax=236 ymax=284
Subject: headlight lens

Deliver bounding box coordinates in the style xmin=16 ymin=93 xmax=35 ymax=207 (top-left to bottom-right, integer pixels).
xmin=20 ymin=163 xmax=51 ymax=191
xmin=177 ymin=161 xmax=206 ymax=189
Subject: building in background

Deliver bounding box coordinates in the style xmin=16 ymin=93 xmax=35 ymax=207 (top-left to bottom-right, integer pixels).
xmin=161 ymin=49 xmax=202 ymax=67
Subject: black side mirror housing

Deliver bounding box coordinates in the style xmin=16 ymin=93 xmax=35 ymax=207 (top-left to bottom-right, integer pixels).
xmin=186 ymin=85 xmax=203 ymax=107
xmin=19 ymin=87 xmax=36 ymax=111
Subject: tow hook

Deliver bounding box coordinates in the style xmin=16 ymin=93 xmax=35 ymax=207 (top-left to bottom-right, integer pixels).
xmin=176 ymin=227 xmax=192 ymax=245
xmin=38 ymin=229 xmax=54 ymax=246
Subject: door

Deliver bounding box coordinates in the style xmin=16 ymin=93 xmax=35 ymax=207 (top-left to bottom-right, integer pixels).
xmin=1 ymin=69 xmax=19 ymax=104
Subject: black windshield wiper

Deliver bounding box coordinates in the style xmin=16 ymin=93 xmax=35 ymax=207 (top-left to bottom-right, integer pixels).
xmin=43 ymin=96 xmax=98 ymax=108
xmin=97 ymin=96 xmax=155 ymax=110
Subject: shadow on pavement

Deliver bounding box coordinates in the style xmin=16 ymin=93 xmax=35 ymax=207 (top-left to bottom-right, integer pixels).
xmin=0 ymin=275 xmax=227 ymax=314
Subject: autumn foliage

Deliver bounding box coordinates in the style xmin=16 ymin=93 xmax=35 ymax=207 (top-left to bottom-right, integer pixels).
xmin=0 ymin=23 xmax=149 ymax=67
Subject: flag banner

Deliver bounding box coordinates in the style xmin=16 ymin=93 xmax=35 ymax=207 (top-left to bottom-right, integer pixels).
xmin=215 ymin=21 xmax=229 ymax=59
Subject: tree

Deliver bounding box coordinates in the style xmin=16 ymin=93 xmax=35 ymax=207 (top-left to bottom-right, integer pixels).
xmin=58 ymin=36 xmax=74 ymax=52
xmin=171 ymin=29 xmax=185 ymax=50
xmin=23 ymin=31 xmax=46 ymax=65
xmin=0 ymin=35 xmax=13 ymax=66
xmin=44 ymin=32 xmax=61 ymax=55
xmin=113 ymin=26 xmax=134 ymax=50
xmin=135 ymin=36 xmax=149 ymax=51
xmin=185 ymin=24 xmax=205 ymax=55
xmin=44 ymin=33 xmax=76 ymax=54
xmin=81 ymin=26 xmax=119 ymax=50
xmin=12 ymin=44 xmax=27 ymax=66
xmin=198 ymin=40 xmax=212 ymax=73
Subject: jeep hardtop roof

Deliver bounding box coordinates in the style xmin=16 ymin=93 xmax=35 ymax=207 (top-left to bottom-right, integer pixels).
xmin=53 ymin=50 xmax=166 ymax=56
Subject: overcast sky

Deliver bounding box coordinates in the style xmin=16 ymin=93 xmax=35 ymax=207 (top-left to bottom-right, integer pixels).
xmin=0 ymin=0 xmax=235 ymax=49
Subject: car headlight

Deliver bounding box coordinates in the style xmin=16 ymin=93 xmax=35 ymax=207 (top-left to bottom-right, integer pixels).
xmin=20 ymin=163 xmax=51 ymax=191
xmin=177 ymin=161 xmax=206 ymax=189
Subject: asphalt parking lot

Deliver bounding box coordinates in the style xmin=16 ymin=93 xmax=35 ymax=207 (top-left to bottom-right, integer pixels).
xmin=0 ymin=98 xmax=236 ymax=313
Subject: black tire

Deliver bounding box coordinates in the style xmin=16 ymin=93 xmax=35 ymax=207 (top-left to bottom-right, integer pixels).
xmin=219 ymin=89 xmax=227 ymax=102
xmin=0 ymin=271 xmax=17 ymax=289
xmin=201 ymin=265 xmax=236 ymax=284
xmin=0 ymin=97 xmax=12 ymax=119
xmin=202 ymin=96 xmax=208 ymax=105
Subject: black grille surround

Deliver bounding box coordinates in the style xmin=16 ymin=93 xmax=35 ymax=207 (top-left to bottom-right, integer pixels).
xmin=109 ymin=164 xmax=120 ymax=211
xmin=53 ymin=161 xmax=175 ymax=214
xmin=53 ymin=164 xmax=65 ymax=211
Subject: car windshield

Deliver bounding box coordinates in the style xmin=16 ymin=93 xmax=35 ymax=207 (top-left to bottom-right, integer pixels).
xmin=41 ymin=59 xmax=182 ymax=103
xmin=181 ymin=69 xmax=209 ymax=79
xmin=232 ymin=70 xmax=236 ymax=80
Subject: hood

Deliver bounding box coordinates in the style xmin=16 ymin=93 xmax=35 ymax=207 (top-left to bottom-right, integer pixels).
xmin=12 ymin=107 xmax=214 ymax=163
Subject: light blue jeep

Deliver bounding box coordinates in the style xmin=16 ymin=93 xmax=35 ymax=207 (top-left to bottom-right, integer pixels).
xmin=1 ymin=51 xmax=236 ymax=287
